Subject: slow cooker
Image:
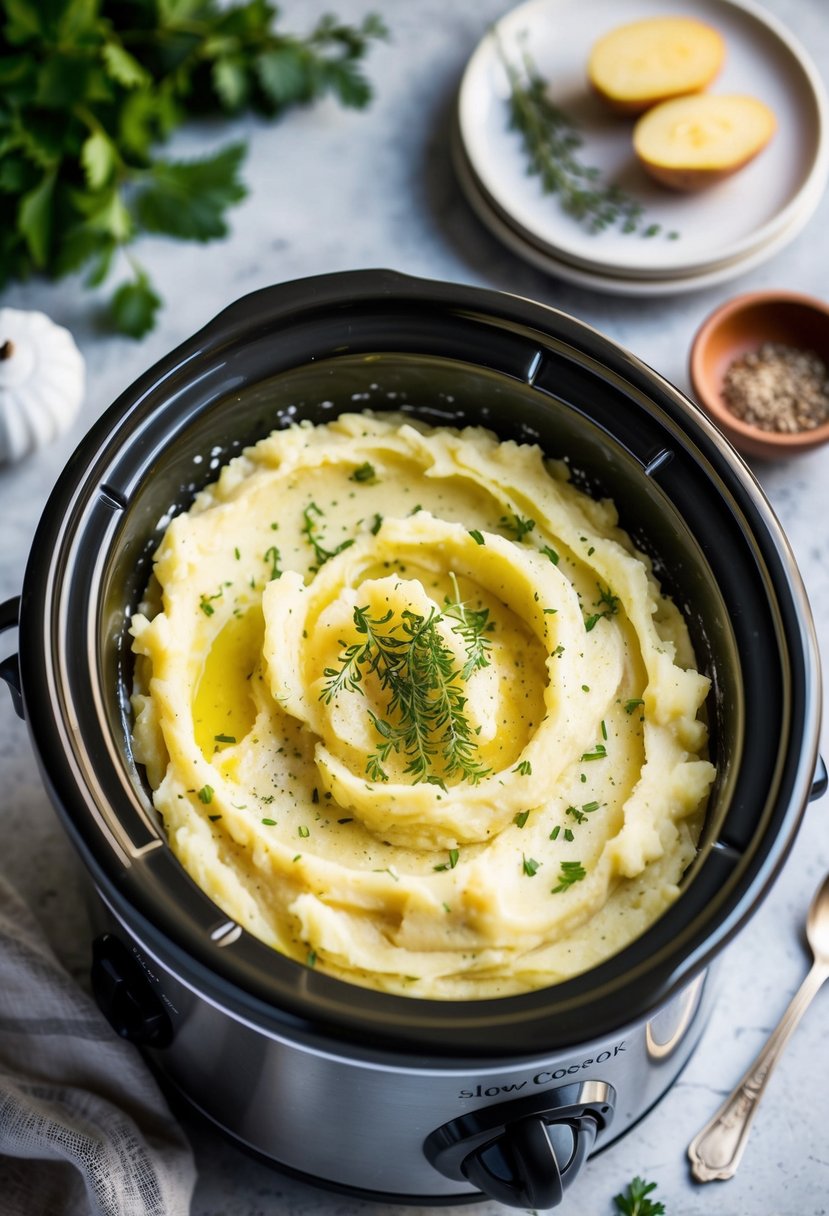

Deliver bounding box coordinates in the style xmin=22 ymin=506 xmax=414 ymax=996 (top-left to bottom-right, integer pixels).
xmin=0 ymin=270 xmax=824 ymax=1209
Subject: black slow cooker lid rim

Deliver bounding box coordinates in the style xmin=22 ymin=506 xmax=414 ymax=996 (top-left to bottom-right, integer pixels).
xmin=19 ymin=269 xmax=822 ymax=1055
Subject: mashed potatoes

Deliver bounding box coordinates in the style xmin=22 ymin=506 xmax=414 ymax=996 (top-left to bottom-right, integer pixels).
xmin=130 ymin=413 xmax=715 ymax=998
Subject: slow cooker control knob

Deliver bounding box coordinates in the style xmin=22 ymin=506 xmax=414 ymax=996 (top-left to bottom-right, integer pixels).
xmin=424 ymin=1080 xmax=614 ymax=1210
xmin=462 ymin=1113 xmax=592 ymax=1208
xmin=91 ymin=934 xmax=173 ymax=1048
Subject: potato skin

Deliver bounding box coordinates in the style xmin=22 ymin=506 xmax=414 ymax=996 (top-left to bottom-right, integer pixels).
xmin=633 ymin=94 xmax=776 ymax=191
xmin=588 ymin=17 xmax=725 ymax=116
xmin=635 ymin=157 xmax=759 ymax=192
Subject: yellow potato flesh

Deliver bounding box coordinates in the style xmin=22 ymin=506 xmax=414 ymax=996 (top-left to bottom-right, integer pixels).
xmin=634 ymin=94 xmax=776 ymax=190
xmin=588 ymin=17 xmax=725 ymax=115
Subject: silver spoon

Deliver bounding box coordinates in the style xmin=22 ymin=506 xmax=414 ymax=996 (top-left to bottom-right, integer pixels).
xmin=688 ymin=871 xmax=829 ymax=1183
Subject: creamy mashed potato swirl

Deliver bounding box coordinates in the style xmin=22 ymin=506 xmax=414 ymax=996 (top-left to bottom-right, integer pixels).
xmin=130 ymin=414 xmax=715 ymax=998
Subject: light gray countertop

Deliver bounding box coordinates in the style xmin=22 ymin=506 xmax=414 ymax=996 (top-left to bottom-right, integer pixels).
xmin=1 ymin=1 xmax=828 ymax=1213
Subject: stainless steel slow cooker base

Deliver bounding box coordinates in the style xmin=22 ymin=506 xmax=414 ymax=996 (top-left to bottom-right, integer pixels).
xmin=92 ymin=896 xmax=713 ymax=1204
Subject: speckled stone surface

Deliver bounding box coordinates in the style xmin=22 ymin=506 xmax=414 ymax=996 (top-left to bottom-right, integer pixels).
xmin=0 ymin=1 xmax=828 ymax=1213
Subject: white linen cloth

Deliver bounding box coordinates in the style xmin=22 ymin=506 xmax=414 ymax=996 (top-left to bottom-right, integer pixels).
xmin=0 ymin=872 xmax=196 ymax=1215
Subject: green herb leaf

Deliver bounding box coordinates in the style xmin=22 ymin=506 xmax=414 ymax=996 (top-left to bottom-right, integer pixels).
xmin=551 ymin=860 xmax=586 ymax=893
xmin=17 ymin=170 xmax=56 ymax=267
xmin=499 ymin=511 xmax=536 ymax=542
xmin=350 ymin=461 xmax=377 ymax=483
xmin=110 ymin=271 xmax=162 ymax=338
xmin=443 ymin=573 xmax=492 ymax=680
xmin=80 ymin=131 xmax=118 ymax=192
xmin=613 ymin=1176 xmax=666 ymax=1216
xmin=302 ymin=501 xmax=356 ymax=569
xmin=135 ymin=144 xmax=248 ymax=242
xmin=522 ymin=854 xmax=541 ymax=877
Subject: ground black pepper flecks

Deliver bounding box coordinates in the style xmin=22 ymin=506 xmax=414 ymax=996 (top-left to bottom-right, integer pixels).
xmin=722 ymin=341 xmax=829 ymax=433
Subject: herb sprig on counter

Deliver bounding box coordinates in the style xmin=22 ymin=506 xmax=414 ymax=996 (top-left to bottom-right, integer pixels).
xmin=614 ymin=1176 xmax=666 ymax=1216
xmin=0 ymin=0 xmax=387 ymax=336
xmin=321 ymin=599 xmax=492 ymax=788
xmin=496 ymin=36 xmax=675 ymax=239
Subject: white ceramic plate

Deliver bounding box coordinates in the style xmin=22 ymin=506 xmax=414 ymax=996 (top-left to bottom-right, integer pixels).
xmin=457 ymin=0 xmax=829 ymax=278
xmin=452 ymin=126 xmax=825 ymax=295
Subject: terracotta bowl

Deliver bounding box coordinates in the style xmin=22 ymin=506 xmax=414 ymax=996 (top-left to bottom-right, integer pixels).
xmin=689 ymin=290 xmax=829 ymax=460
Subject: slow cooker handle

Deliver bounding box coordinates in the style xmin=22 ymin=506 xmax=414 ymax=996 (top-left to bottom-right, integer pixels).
xmin=0 ymin=597 xmax=23 ymax=719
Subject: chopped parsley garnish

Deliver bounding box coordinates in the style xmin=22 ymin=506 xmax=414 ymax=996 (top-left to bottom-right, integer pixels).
xmin=468 ymin=529 xmax=485 ymax=545
xmin=522 ymin=854 xmax=541 ymax=876
xmin=434 ymin=848 xmax=460 ymax=872
xmin=540 ymin=544 xmax=559 ymax=565
xmin=624 ymin=698 xmax=645 ymax=714
xmin=513 ymin=810 xmax=530 ymax=828
xmin=214 ymin=734 xmax=236 ymax=744
xmin=499 ymin=512 xmax=536 ymax=542
xmin=549 ymin=825 xmax=561 ymax=840
xmin=197 ymin=785 xmax=214 ymax=804
xmin=551 ymin=860 xmax=587 ymax=893
xmin=350 ymin=461 xmax=377 ymax=483
xmin=513 ymin=760 xmax=532 ymax=776
xmin=585 ymin=582 xmax=621 ymax=632
xmin=261 ymin=817 xmax=277 ymax=826
xmin=199 ymin=589 xmax=223 ymax=616
xmin=370 ymin=512 xmax=384 ymax=535
xmin=581 ymin=744 xmax=607 ymax=761
xmin=301 ymin=500 xmax=355 ymax=570
xmin=298 ymin=824 xmax=310 ymax=838
xmin=264 ymin=545 xmax=282 ymax=581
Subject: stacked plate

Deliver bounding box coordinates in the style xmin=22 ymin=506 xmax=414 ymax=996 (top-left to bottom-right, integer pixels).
xmin=454 ymin=0 xmax=829 ymax=295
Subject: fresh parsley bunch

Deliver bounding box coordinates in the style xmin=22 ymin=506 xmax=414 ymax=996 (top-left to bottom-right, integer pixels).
xmin=0 ymin=0 xmax=386 ymax=336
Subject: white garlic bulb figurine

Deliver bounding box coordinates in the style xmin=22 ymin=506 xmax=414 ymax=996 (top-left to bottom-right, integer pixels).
xmin=0 ymin=308 xmax=85 ymax=465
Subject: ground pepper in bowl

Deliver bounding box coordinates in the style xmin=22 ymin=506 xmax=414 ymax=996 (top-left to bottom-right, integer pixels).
xmin=722 ymin=342 xmax=829 ymax=434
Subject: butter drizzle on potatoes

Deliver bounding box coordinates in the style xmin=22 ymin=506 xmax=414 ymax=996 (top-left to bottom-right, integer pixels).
xmin=130 ymin=414 xmax=715 ymax=999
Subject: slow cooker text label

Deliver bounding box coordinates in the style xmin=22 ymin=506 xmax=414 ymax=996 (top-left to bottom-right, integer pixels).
xmin=457 ymin=1042 xmax=626 ymax=1099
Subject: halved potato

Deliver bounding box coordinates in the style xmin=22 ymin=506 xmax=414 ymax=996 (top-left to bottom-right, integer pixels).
xmin=588 ymin=17 xmax=725 ymax=115
xmin=633 ymin=93 xmax=776 ymax=191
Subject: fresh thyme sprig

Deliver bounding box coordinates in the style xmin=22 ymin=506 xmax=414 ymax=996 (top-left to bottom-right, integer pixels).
xmin=321 ymin=602 xmax=492 ymax=787
xmin=496 ymin=36 xmax=674 ymax=239
xmin=443 ymin=573 xmax=493 ymax=680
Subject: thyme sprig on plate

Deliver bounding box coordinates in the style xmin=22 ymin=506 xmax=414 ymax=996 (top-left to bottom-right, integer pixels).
xmin=496 ymin=36 xmax=674 ymax=239
xmin=321 ymin=598 xmax=492 ymax=787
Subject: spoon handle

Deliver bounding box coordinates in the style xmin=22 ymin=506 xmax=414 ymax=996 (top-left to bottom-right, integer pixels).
xmin=688 ymin=959 xmax=829 ymax=1183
